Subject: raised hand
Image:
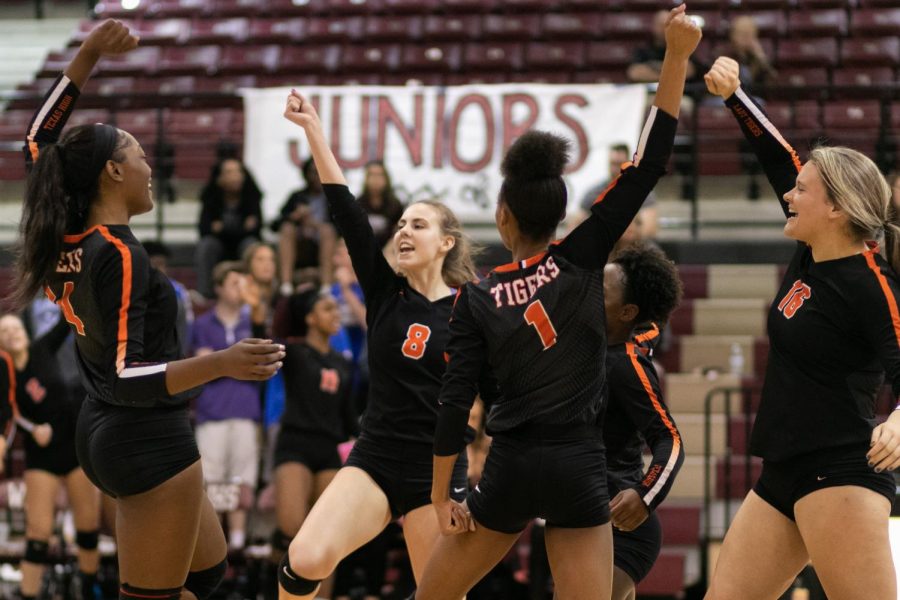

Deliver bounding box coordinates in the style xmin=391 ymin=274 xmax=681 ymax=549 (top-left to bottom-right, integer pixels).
xmin=219 ymin=338 xmax=285 ymax=381
xmin=82 ymin=19 xmax=139 ymax=58
xmin=664 ymin=5 xmax=703 ymax=59
xmin=704 ymin=56 xmax=741 ymax=99
xmin=284 ymin=89 xmax=321 ymax=130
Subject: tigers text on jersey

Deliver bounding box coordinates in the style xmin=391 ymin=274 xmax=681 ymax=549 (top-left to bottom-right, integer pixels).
xmin=726 ymin=87 xmax=900 ymax=461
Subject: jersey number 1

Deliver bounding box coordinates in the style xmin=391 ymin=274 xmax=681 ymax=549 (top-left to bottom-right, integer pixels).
xmin=45 ymin=282 xmax=86 ymax=336
xmin=524 ymin=300 xmax=557 ymax=350
xmin=402 ymin=324 xmax=432 ymax=360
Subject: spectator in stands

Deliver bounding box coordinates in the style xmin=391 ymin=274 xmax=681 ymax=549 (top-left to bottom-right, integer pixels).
xmin=0 ymin=314 xmax=101 ymax=600
xmin=275 ymin=159 xmax=337 ymax=296
xmin=144 ymin=241 xmax=194 ymax=356
xmin=191 ymin=261 xmax=262 ymax=552
xmin=721 ymin=16 xmax=776 ymax=92
xmin=358 ymin=160 xmax=404 ymax=250
xmin=243 ymin=241 xmax=279 ymax=310
xmin=570 ymin=143 xmax=659 ymax=239
xmin=196 ymin=158 xmax=263 ymax=298
xmin=331 ymin=240 xmax=367 ymax=362
xmin=628 ymin=10 xmax=701 ymax=83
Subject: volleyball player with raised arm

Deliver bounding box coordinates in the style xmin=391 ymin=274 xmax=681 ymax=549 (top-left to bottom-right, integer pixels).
xmin=704 ymin=56 xmax=900 ymax=600
xmin=12 ymin=20 xmax=285 ymax=600
xmin=279 ymin=90 xmax=489 ymax=599
xmin=411 ymin=8 xmax=701 ymax=599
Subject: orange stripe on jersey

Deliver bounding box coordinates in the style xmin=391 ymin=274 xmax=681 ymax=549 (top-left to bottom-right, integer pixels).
xmin=633 ymin=322 xmax=660 ymax=346
xmin=734 ymin=87 xmax=802 ymax=174
xmin=28 ymin=140 xmax=39 ymax=163
xmin=864 ymin=249 xmax=900 ymax=350
xmin=96 ymin=226 xmax=133 ymax=374
xmin=493 ymin=251 xmax=548 ymax=273
xmin=0 ymin=350 xmax=19 ymax=419
xmin=591 ymin=171 xmax=626 ymax=207
xmin=63 ymin=225 xmax=103 ymax=244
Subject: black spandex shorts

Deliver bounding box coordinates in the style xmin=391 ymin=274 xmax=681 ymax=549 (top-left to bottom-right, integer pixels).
xmin=24 ymin=427 xmax=80 ymax=476
xmin=345 ymin=434 xmax=468 ymax=519
xmin=273 ymin=428 xmax=342 ymax=473
xmin=753 ymin=442 xmax=896 ymax=521
xmin=467 ymin=424 xmax=610 ymax=534
xmin=76 ymin=397 xmax=200 ymax=498
xmin=613 ymin=511 xmax=662 ymax=584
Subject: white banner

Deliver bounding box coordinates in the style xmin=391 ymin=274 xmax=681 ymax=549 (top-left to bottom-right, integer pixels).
xmin=241 ymin=84 xmax=648 ymax=223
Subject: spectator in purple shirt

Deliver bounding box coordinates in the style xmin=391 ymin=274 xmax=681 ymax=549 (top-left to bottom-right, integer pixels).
xmin=192 ymin=261 xmax=262 ymax=551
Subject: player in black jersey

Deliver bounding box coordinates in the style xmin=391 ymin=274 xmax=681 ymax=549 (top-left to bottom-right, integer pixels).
xmin=602 ymin=244 xmax=684 ymax=600
xmin=413 ymin=9 xmax=701 ymax=599
xmin=278 ymin=90 xmax=484 ymax=600
xmin=12 ymin=21 xmax=285 ymax=600
xmin=704 ymin=57 xmax=900 ymax=600
xmin=0 ymin=349 xmax=13 ymax=470
xmin=270 ymin=290 xmax=356 ymax=574
xmin=0 ymin=314 xmax=102 ymax=600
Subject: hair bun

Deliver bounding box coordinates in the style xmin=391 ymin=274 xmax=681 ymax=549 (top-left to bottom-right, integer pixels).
xmin=501 ymin=131 xmax=571 ymax=181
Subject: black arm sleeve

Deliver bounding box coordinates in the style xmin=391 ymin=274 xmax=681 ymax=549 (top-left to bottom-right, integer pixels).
xmin=612 ymin=343 xmax=684 ymax=512
xmin=322 ymin=184 xmax=397 ymax=309
xmin=434 ymin=285 xmax=486 ymax=456
xmin=724 ymin=87 xmax=802 ymax=217
xmin=858 ymin=255 xmax=900 ymax=403
xmin=23 ymin=75 xmax=81 ymax=173
xmin=555 ymin=107 xmax=677 ymax=271
xmin=34 ymin=314 xmax=72 ymax=355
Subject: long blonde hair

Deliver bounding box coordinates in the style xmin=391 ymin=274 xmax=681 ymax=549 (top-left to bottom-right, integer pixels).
xmin=808 ymin=146 xmax=896 ymax=271
xmin=413 ymin=200 xmax=480 ymax=287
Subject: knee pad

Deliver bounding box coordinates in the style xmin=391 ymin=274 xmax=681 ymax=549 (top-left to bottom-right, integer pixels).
xmin=271 ymin=528 xmax=293 ymax=554
xmin=119 ymin=583 xmax=182 ymax=600
xmin=278 ymin=553 xmax=320 ymax=596
xmin=76 ymin=529 xmax=100 ymax=551
xmin=24 ymin=539 xmax=48 ymax=564
xmin=184 ymin=558 xmax=227 ymax=600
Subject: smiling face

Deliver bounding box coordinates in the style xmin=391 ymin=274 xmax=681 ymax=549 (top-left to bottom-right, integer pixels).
xmin=782 ymin=162 xmax=844 ymax=244
xmin=249 ymin=245 xmax=276 ymax=285
xmin=306 ymin=294 xmax=342 ymax=338
xmin=394 ymin=202 xmax=454 ymax=275
xmin=0 ymin=314 xmax=29 ymax=356
xmin=112 ymin=131 xmax=153 ymax=216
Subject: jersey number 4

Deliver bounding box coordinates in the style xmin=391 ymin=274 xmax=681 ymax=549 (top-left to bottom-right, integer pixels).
xmin=45 ymin=282 xmax=86 ymax=336
xmin=524 ymin=300 xmax=557 ymax=350
xmin=402 ymin=324 xmax=432 ymax=360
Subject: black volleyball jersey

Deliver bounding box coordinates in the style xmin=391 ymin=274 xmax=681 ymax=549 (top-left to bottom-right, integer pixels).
xmin=324 ymin=183 xmax=481 ymax=445
xmin=603 ymin=325 xmax=683 ymax=512
xmin=439 ymin=107 xmax=677 ymax=438
xmin=28 ymin=75 xmax=191 ymax=409
xmin=280 ymin=341 xmax=357 ymax=443
xmin=0 ymin=350 xmax=15 ymax=437
xmin=13 ymin=318 xmax=76 ymax=430
xmin=726 ymin=87 xmax=900 ymax=461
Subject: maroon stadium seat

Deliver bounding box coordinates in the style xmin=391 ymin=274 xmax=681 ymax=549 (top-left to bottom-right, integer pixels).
xmin=277 ymin=45 xmax=342 ymax=74
xmin=212 ymin=0 xmax=267 ymax=17
xmin=136 ymin=76 xmax=197 ymax=95
xmin=400 ymin=44 xmax=463 ymax=71
xmin=585 ymin=41 xmax=633 ymax=68
xmin=257 ymin=74 xmax=323 ymax=87
xmin=422 ymin=15 xmax=480 ymax=41
xmin=382 ymin=73 xmax=445 ymax=85
xmin=602 ymin=12 xmax=657 ymax=38
xmin=656 ymin=505 xmax=701 ymax=545
xmin=775 ymin=67 xmax=829 ymax=88
xmin=113 ymin=110 xmax=163 ymax=143
xmin=716 ymin=457 xmax=763 ymax=499
xmin=841 ymin=37 xmax=900 ymax=66
xmin=892 ymin=104 xmax=900 ymax=129
xmin=557 ymin=0 xmax=616 ymax=8
xmin=145 ymin=0 xmax=211 ymax=19
xmin=82 ymin=76 xmax=138 ymax=97
xmin=366 ymin=15 xmax=424 ymax=42
xmin=777 ymin=38 xmax=839 ymax=67
xmin=739 ymin=10 xmax=787 ymax=36
xmin=445 ymin=73 xmax=509 ymax=85
xmin=766 ymin=100 xmax=822 ymax=132
xmin=341 ymin=44 xmax=402 ymax=72
xmin=787 ymin=8 xmax=848 ymax=37
xmin=380 ymin=0 xmax=441 ymax=13
xmin=500 ymin=0 xmax=560 ymax=11
xmin=167 ymin=109 xmax=236 ymax=136
xmin=795 ymin=0 xmax=852 ymax=7
xmin=40 ymin=47 xmax=79 ymax=77
xmin=0 ymin=151 xmax=25 ymax=181
xmin=463 ymin=42 xmax=525 ymax=71
xmin=850 ymin=8 xmax=900 ymax=35
xmin=858 ymin=0 xmax=900 ymax=7
xmin=690 ymin=11 xmax=725 ymax=37
xmin=305 ymin=17 xmax=365 ymax=43
xmin=158 ymin=45 xmax=222 ymax=76
xmin=525 ymin=42 xmax=586 ymax=69
xmin=510 ymin=71 xmax=571 ymax=83
xmin=697 ymin=103 xmax=741 ymax=131
xmin=540 ymin=13 xmax=603 ymax=39
xmin=822 ymin=101 xmax=881 ymax=130
xmin=0 ymin=109 xmax=35 ymax=138
xmin=219 ymin=45 xmax=280 ymax=74
xmin=442 ymin=0 xmax=498 ymax=12
xmin=728 ymin=0 xmax=790 ymax=8
xmin=482 ymin=14 xmax=542 ymax=40
xmin=327 ymin=0 xmax=381 ymax=14
xmin=93 ymin=0 xmax=148 ymax=18
xmin=188 ymin=17 xmax=250 ymax=45
xmin=572 ymin=69 xmax=629 ymax=83
xmin=193 ymin=74 xmax=258 ymax=93
xmin=636 ymin=551 xmax=686 ymax=597
xmin=97 ymin=46 xmax=162 ymax=76
xmin=262 ymin=0 xmax=326 ymax=16
xmin=64 ymin=109 xmax=113 ymax=129
xmin=133 ymin=18 xmax=191 ymax=46
xmin=831 ymin=67 xmax=896 ymax=96
xmin=248 ymin=17 xmax=306 ymax=44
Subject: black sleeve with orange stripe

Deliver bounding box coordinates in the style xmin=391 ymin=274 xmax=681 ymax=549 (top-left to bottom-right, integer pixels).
xmin=23 ymin=75 xmax=81 ymax=172
xmin=93 ymin=238 xmax=180 ymax=407
xmin=724 ymin=88 xmax=801 ymax=218
xmin=611 ymin=343 xmax=684 ymax=512
xmin=858 ymin=255 xmax=900 ymax=402
xmin=555 ymin=107 xmax=677 ymax=271
xmin=435 ymin=284 xmax=485 ymax=456
xmin=0 ymin=351 xmax=17 ymax=439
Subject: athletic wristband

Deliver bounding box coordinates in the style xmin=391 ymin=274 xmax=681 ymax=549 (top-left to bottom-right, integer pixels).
xmin=433 ymin=403 xmax=470 ymax=456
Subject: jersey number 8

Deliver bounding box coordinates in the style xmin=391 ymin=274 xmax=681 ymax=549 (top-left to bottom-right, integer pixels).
xmin=402 ymin=324 xmax=432 ymax=360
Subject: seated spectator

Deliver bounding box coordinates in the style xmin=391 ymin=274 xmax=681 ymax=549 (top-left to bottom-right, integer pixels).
xmin=358 ymin=160 xmax=404 ymax=249
xmin=569 ymin=144 xmax=658 ymax=239
xmin=196 ymin=158 xmax=263 ymax=298
xmin=628 ymin=10 xmax=701 ymax=83
xmin=274 ymin=159 xmax=337 ymax=295
xmin=191 ymin=261 xmax=262 ymax=551
xmin=143 ymin=240 xmax=194 ymax=356
xmin=721 ymin=16 xmax=776 ymax=92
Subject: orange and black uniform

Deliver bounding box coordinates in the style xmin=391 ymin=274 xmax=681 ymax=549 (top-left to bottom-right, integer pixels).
xmin=434 ymin=107 xmax=678 ymax=533
xmin=0 ymin=350 xmax=16 ymax=445
xmin=27 ymin=75 xmax=200 ymax=498
xmin=604 ymin=326 xmax=683 ymax=583
xmin=726 ymin=87 xmax=897 ymax=519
